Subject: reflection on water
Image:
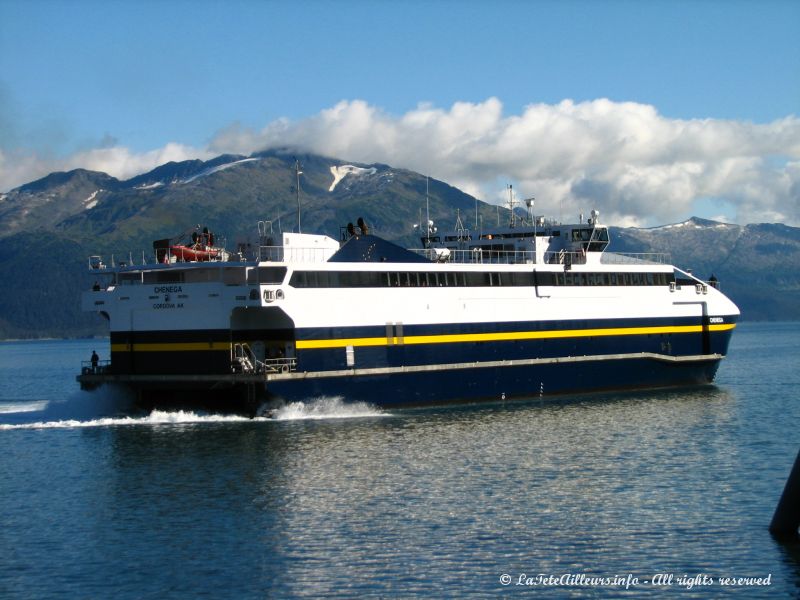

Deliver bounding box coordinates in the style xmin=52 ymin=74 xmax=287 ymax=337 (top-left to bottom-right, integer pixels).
xmin=51 ymin=385 xmax=780 ymax=597
xmin=1 ymin=325 xmax=799 ymax=598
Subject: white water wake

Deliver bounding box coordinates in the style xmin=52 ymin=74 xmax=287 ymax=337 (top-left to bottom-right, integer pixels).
xmin=0 ymin=400 xmax=49 ymax=414
xmin=269 ymin=396 xmax=389 ymax=421
xmin=0 ymin=409 xmax=256 ymax=430
xmin=0 ymin=395 xmax=389 ymax=430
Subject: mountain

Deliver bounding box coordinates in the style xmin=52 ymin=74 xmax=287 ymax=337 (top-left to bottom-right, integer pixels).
xmin=0 ymin=169 xmax=121 ymax=234
xmin=0 ymin=150 xmax=798 ymax=338
xmin=1 ymin=150 xmax=486 ymax=250
xmin=611 ymin=218 xmax=800 ymax=321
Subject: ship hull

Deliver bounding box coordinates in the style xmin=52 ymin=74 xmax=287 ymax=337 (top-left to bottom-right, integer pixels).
xmin=265 ymin=353 xmax=723 ymax=407
xmin=93 ymin=315 xmax=735 ymax=413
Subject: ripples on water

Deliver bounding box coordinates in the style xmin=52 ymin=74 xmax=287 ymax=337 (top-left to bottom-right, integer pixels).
xmin=0 ymin=325 xmax=798 ymax=598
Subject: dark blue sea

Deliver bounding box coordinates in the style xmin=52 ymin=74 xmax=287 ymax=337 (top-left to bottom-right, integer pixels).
xmin=1 ymin=322 xmax=798 ymax=598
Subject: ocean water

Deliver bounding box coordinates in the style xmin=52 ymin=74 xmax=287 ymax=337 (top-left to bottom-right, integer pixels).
xmin=0 ymin=323 xmax=798 ymax=598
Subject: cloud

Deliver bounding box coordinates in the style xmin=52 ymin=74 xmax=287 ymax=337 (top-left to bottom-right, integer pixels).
xmin=0 ymin=143 xmax=212 ymax=192
xmin=2 ymin=98 xmax=798 ymax=227
xmin=208 ymin=98 xmax=800 ymax=226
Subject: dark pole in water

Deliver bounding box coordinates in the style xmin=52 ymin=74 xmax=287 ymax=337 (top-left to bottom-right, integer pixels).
xmin=770 ymin=448 xmax=800 ymax=542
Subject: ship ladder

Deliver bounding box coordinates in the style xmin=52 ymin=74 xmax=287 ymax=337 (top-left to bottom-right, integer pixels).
xmin=233 ymin=343 xmax=256 ymax=374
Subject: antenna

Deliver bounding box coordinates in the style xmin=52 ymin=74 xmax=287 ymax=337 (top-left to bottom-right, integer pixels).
xmin=505 ymin=184 xmax=521 ymax=227
xmin=524 ymin=196 xmax=535 ymax=226
xmin=426 ymin=176 xmax=430 ymax=237
xmin=294 ymin=158 xmax=303 ymax=233
xmin=524 ymin=196 xmax=536 ymax=238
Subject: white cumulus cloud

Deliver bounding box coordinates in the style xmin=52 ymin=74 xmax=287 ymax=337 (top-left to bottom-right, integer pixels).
xmin=2 ymin=98 xmax=798 ymax=227
xmin=0 ymin=143 xmax=212 ymax=191
xmin=209 ymin=98 xmax=800 ymax=226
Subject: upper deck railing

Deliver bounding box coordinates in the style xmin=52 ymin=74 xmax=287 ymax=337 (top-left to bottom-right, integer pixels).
xmin=408 ymin=248 xmax=671 ymax=266
xmin=255 ymin=245 xmax=336 ymax=263
xmin=600 ymin=252 xmax=671 ymax=265
xmin=88 ymin=245 xmax=671 ymax=271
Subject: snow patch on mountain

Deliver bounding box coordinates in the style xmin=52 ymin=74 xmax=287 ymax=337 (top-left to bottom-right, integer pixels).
xmin=651 ymin=218 xmax=734 ymax=231
xmin=84 ymin=190 xmax=101 ymax=210
xmin=181 ymin=158 xmax=260 ymax=184
xmin=329 ymin=165 xmax=377 ymax=192
xmin=134 ymin=181 xmax=164 ymax=190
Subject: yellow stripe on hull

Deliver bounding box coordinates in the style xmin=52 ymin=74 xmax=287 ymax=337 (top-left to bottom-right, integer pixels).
xmin=108 ymin=323 xmax=735 ymax=353
xmin=296 ymin=323 xmax=737 ymax=350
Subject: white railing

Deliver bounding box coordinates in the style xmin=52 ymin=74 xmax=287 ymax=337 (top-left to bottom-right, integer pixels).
xmin=231 ymin=343 xmax=297 ymax=374
xmin=256 ymin=245 xmax=337 ymax=263
xmin=600 ymin=252 xmax=671 ymax=265
xmin=406 ymin=249 xmax=667 ymax=266
xmin=410 ymin=248 xmax=538 ymax=264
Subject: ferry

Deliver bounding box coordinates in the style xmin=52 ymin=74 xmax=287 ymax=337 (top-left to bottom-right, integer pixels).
xmin=77 ymin=207 xmax=739 ymax=415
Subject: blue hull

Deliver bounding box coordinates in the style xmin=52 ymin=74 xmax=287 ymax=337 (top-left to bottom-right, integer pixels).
xmin=266 ymin=355 xmax=722 ymax=407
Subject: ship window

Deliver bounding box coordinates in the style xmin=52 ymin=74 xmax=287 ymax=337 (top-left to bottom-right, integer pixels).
xmin=118 ymin=272 xmax=142 ymax=285
xmin=288 ymin=269 xmax=569 ymax=289
xmin=572 ymin=229 xmax=593 ymax=242
xmin=463 ymin=272 xmax=484 ymax=287
xmin=144 ymin=270 xmax=184 ymax=284
xmin=259 ymin=266 xmax=287 ymax=284
xmin=290 ymin=271 xmax=307 ymax=287
xmin=509 ymin=272 xmax=534 ymax=286
xmin=186 ymin=268 xmax=222 ymax=283
xmin=222 ymin=267 xmax=247 ymax=285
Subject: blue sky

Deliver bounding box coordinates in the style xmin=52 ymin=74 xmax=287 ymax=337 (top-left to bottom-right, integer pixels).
xmin=1 ymin=0 xmax=798 ymax=226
